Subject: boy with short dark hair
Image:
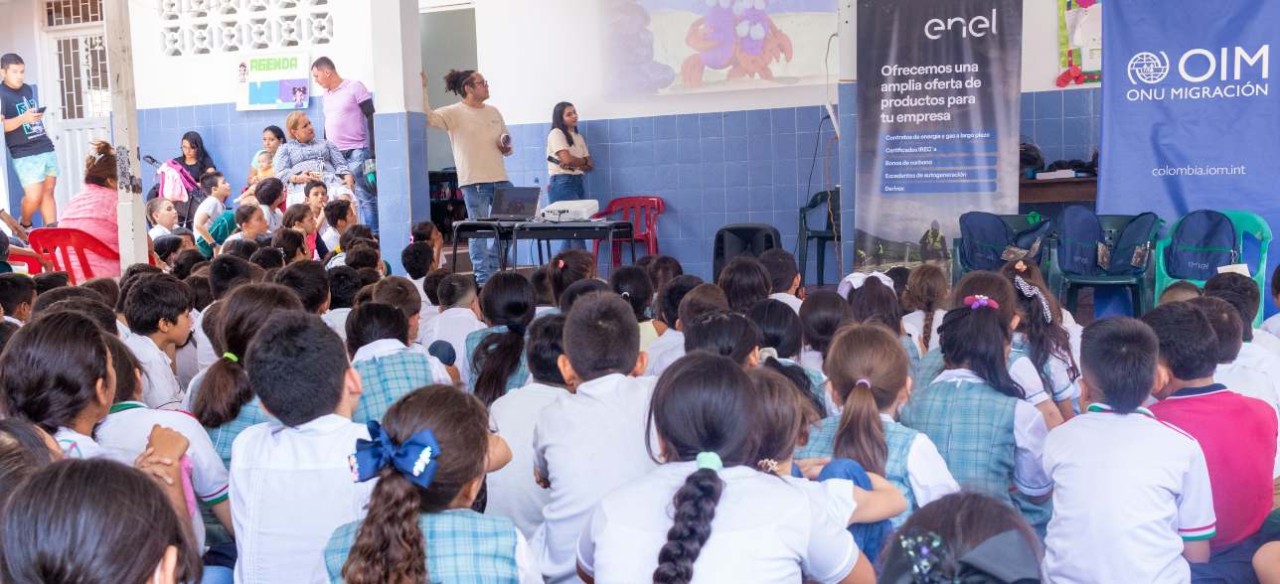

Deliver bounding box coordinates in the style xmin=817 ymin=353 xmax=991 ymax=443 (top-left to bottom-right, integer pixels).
xmin=0 ymin=272 xmax=36 ymax=325
xmin=123 ymin=274 xmax=193 ymax=409
xmin=1206 ymin=272 xmax=1280 ymax=358
xmin=1159 ymin=280 xmax=1203 ymax=305
xmin=232 ymin=312 xmax=372 ymax=584
xmin=322 ymin=199 xmax=356 ymax=252
xmin=1044 ymin=316 xmax=1218 ymax=583
xmin=322 ymin=265 xmax=361 ymax=339
xmin=643 ymin=274 xmax=702 ymax=377
xmin=194 ymin=171 xmax=232 ymax=250
xmin=760 ymin=248 xmax=802 ymax=313
xmin=1145 ymin=302 xmax=1278 ymax=580
xmin=490 ymin=314 xmax=568 ymax=538
xmin=193 ymin=255 xmax=255 ymax=369
xmin=648 ymin=281 xmax=728 ymax=376
xmin=532 ymin=293 xmax=654 ymax=581
xmin=32 ymin=271 xmax=68 ymax=295
xmin=401 ymin=241 xmax=436 ymax=316
xmin=274 ymin=260 xmax=331 ymax=314
xmin=419 ymin=273 xmax=484 ymax=371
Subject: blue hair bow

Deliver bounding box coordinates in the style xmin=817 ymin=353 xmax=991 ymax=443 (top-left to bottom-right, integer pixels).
xmin=349 ymin=421 xmax=441 ymax=489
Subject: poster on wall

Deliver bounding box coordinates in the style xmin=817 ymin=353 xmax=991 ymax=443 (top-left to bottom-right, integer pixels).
xmin=1057 ymin=0 xmax=1101 ymax=86
xmin=236 ymin=52 xmax=311 ymax=111
xmin=854 ymin=0 xmax=1022 ymax=271
xmin=1099 ymin=0 xmax=1279 ymax=312
xmin=605 ymin=0 xmax=837 ymax=96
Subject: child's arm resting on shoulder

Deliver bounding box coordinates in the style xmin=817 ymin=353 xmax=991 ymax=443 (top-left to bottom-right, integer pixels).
xmin=850 ymin=473 xmax=908 ymax=524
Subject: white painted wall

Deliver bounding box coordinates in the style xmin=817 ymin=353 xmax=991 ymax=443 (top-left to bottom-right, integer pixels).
xmin=420 ymin=8 xmax=477 ymax=171
xmin=127 ymin=0 xmax=376 ymax=110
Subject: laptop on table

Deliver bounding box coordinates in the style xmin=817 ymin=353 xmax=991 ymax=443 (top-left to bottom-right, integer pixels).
xmin=478 ymin=187 xmax=540 ymax=221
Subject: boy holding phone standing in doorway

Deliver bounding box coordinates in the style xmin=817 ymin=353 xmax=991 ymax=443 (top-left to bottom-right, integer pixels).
xmin=0 ymin=53 xmax=58 ymax=230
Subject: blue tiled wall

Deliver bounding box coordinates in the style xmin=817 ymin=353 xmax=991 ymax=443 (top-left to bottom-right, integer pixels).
xmin=137 ymin=100 xmax=327 ymax=198
xmin=1021 ymin=88 xmax=1102 ymax=164
xmin=504 ymin=106 xmax=841 ymax=281
xmin=126 ymin=89 xmax=1104 ymax=281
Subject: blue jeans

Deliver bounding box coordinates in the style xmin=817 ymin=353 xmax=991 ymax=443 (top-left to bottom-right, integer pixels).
xmin=547 ymin=174 xmax=587 ymax=253
xmin=461 ymin=181 xmax=511 ymax=285
xmin=818 ymin=458 xmax=893 ymax=564
xmin=341 ymin=147 xmax=375 ymax=234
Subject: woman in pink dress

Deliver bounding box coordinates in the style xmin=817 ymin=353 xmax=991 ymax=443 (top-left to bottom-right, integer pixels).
xmin=56 ymin=141 xmax=125 ymax=278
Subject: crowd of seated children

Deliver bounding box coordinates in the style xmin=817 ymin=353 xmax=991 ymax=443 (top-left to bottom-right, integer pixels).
xmin=25 ymin=221 xmax=1280 ymax=584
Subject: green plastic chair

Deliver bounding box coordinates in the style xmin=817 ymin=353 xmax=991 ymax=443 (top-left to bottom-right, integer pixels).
xmin=1050 ymin=214 xmax=1163 ymax=316
xmin=797 ymin=189 xmax=839 ymax=286
xmin=1153 ymin=209 xmax=1272 ymax=327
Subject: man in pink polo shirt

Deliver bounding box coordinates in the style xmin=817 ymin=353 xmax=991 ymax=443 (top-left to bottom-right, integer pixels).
xmin=311 ymin=57 xmax=377 ymax=233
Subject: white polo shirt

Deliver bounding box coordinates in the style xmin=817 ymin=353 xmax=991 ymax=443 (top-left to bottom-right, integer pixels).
xmin=644 ymin=330 xmax=684 ymax=377
xmin=577 ymin=462 xmax=859 ymax=583
xmin=96 ymin=401 xmax=230 ymax=551
xmin=1043 ymin=404 xmax=1216 ymax=584
xmin=489 ymin=381 xmax=569 ymax=539
xmin=1253 ymin=328 xmax=1280 ymax=357
xmin=532 ymin=374 xmax=658 ymax=583
xmin=321 ymin=307 xmax=353 ymax=341
xmin=230 ymin=414 xmax=375 ymax=584
xmin=192 ymin=301 xmax=217 ymax=370
xmin=769 ymin=292 xmax=804 ymax=314
xmin=124 ymin=333 xmax=184 ymax=410
xmin=420 ymin=307 xmax=486 ymax=383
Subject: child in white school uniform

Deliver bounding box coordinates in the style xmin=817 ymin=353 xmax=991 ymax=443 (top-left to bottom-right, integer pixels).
xmin=797 ymin=324 xmax=959 ymax=528
xmin=899 ymin=279 xmax=1054 ymax=533
xmin=123 ymin=274 xmax=193 ymax=410
xmin=1044 ymin=317 xmax=1218 ymax=583
xmin=748 ymin=366 xmax=908 ymax=566
xmin=324 ymin=385 xmax=540 ymax=583
xmin=0 ymin=312 xmax=124 ymax=461
xmin=644 ymin=275 xmax=702 ymax=377
xmin=646 ymin=282 xmax=728 ymax=377
xmin=488 ymin=314 xmax=571 ymax=540
xmin=1002 ymin=261 xmax=1082 ymax=423
xmin=346 ymin=302 xmax=446 ymax=424
xmin=229 ymin=312 xmax=374 ymax=584
xmin=576 ymin=353 xmax=875 ymax=584
xmin=321 ymin=265 xmax=361 ymax=340
xmin=760 ymin=248 xmax=805 ymax=314
xmin=798 ymin=290 xmax=854 ymax=373
xmin=95 ymin=334 xmax=232 ymax=552
xmin=192 ymin=255 xmax=255 ymax=371
xmin=532 ymin=293 xmax=657 ymax=583
xmin=420 ymin=273 xmax=486 ymax=383
xmin=0 ymin=272 xmax=36 ymax=326
xmin=901 ymin=264 xmax=949 ymax=353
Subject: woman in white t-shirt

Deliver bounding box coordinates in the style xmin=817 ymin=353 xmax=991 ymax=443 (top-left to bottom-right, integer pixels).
xmin=577 ymin=353 xmax=873 ymax=584
xmin=546 ymin=102 xmax=593 ymax=252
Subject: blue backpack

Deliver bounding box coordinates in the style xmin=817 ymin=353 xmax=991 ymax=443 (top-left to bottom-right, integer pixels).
xmin=1107 ymin=212 xmax=1161 ymax=276
xmin=959 ymin=212 xmax=1053 ymax=271
xmin=1165 ymin=210 xmax=1237 ymax=280
xmin=1056 ymin=205 xmax=1104 ymax=276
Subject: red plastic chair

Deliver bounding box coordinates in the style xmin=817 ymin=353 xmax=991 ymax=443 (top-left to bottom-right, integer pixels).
xmin=4 ymin=253 xmax=44 ymax=276
xmin=28 ymin=228 xmax=120 ymax=285
xmin=592 ymin=196 xmax=665 ymax=268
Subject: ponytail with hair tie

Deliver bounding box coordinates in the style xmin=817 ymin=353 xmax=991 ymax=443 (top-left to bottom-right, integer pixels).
xmin=350 ymin=420 xmax=442 ymax=488
xmin=1013 ymin=276 xmax=1053 ymax=323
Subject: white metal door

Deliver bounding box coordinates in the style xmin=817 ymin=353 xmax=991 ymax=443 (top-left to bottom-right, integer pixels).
xmin=40 ymin=1 xmax=110 ymax=212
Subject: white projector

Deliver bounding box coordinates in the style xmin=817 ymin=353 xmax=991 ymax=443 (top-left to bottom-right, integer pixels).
xmin=538 ymin=200 xmax=600 ymax=222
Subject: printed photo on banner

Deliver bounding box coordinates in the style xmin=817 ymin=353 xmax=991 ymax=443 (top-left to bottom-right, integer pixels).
xmin=853 ymin=0 xmax=1023 ymax=274
xmin=236 ymin=52 xmax=311 ymax=111
xmin=604 ymin=0 xmax=836 ymax=97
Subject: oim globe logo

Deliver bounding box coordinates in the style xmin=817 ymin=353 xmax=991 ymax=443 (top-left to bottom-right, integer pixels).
xmin=1127 ymin=51 xmax=1171 ymax=85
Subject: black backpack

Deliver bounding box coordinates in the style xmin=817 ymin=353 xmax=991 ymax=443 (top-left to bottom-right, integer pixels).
xmin=959 ymin=212 xmax=1052 ymax=271
xmin=1165 ymin=210 xmax=1237 ymax=280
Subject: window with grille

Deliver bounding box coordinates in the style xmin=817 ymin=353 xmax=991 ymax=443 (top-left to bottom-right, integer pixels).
xmin=44 ymin=0 xmax=104 ymax=28
xmin=160 ymin=0 xmax=334 ymax=56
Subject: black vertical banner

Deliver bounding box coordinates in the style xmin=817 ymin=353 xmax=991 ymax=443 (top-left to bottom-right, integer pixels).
xmin=855 ymin=0 xmax=1022 ymax=270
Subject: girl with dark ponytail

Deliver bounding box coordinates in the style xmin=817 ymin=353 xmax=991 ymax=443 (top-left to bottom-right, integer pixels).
xmin=192 ymin=283 xmax=303 ymax=466
xmin=797 ymin=324 xmax=959 ymax=527
xmin=1000 ymin=260 xmax=1081 ymax=423
xmin=748 ymin=298 xmax=829 ymax=416
xmin=546 ymin=248 xmax=596 ymax=305
xmin=467 ymin=271 xmax=536 ymax=406
xmin=325 ymin=385 xmax=539 ymax=583
xmin=577 ymin=353 xmax=873 ymax=583
xmin=900 ymin=273 xmax=1055 ymax=528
